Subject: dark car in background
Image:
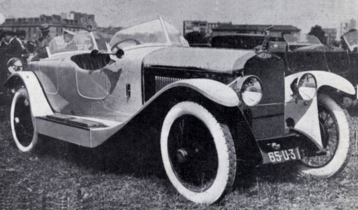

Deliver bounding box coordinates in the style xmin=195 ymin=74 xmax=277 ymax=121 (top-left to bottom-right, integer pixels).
xmin=270 ymin=32 xmax=358 ymax=108
xmin=211 ymin=28 xmax=358 ymax=109
xmin=211 ymin=33 xmax=284 ymax=50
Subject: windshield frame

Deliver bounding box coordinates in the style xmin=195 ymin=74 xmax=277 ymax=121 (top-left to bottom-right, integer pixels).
xmin=283 ymin=34 xmax=323 ymax=51
xmin=283 ymin=34 xmax=322 ymax=46
xmin=109 ymin=17 xmax=188 ymax=51
xmin=342 ymin=30 xmax=358 ymax=52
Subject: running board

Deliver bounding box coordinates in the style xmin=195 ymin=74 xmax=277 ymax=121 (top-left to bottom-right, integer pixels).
xmin=36 ymin=114 xmax=123 ymax=148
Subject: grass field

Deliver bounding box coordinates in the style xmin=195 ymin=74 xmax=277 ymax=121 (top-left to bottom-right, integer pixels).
xmin=1 ymin=115 xmax=358 ymax=209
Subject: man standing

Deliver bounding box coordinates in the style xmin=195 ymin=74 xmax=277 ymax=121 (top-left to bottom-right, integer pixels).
xmin=0 ymin=30 xmax=24 ymax=67
xmin=32 ymin=23 xmax=53 ymax=61
xmin=0 ymin=30 xmax=24 ymax=109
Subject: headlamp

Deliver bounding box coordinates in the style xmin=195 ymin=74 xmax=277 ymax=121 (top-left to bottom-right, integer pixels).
xmin=229 ymin=75 xmax=263 ymax=106
xmin=7 ymin=57 xmax=23 ymax=74
xmin=297 ymin=73 xmax=317 ymax=101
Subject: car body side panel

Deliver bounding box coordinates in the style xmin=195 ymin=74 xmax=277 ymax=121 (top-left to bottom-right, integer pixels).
xmin=286 ymin=51 xmax=328 ymax=73
xmin=325 ymin=50 xmax=351 ymax=76
xmin=30 ymin=47 xmax=166 ymax=122
xmin=34 ymin=58 xmax=62 ymax=95
xmin=347 ymin=52 xmax=358 ymax=86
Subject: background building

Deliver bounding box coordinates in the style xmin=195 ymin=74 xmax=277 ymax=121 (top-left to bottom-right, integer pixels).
xmin=0 ymin=11 xmax=98 ymax=41
xmin=323 ymin=28 xmax=337 ymax=45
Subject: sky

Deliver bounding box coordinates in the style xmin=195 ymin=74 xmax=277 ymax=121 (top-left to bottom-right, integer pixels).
xmin=0 ymin=0 xmax=357 ymax=35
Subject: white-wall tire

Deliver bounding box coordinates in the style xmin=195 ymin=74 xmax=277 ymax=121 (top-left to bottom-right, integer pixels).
xmin=161 ymin=101 xmax=236 ymax=204
xmin=10 ymin=87 xmax=39 ymax=153
xmin=298 ymin=94 xmax=351 ymax=178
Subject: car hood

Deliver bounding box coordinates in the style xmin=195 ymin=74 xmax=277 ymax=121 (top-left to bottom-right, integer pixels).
xmin=143 ymin=47 xmax=256 ymax=74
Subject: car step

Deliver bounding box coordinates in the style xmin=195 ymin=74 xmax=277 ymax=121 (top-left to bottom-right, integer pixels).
xmin=38 ymin=114 xmax=107 ymax=129
xmin=35 ymin=113 xmax=123 ymax=148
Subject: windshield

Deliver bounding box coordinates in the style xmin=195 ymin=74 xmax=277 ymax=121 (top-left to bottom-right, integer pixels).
xmin=109 ymin=18 xmax=188 ymax=51
xmin=48 ymin=30 xmax=108 ymax=56
xmin=342 ymin=30 xmax=357 ymax=51
xmin=284 ymin=34 xmax=322 ymax=46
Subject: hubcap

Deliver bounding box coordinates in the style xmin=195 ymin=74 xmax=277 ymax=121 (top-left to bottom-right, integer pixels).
xmin=177 ymin=149 xmax=188 ymax=163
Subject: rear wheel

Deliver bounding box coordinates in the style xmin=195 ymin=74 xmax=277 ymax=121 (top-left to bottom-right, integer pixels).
xmin=10 ymin=87 xmax=39 ymax=152
xmin=299 ymin=94 xmax=351 ymax=178
xmin=161 ymin=101 xmax=236 ymax=204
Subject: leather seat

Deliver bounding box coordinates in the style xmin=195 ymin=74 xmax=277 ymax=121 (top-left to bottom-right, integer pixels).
xmin=71 ymin=54 xmax=110 ymax=70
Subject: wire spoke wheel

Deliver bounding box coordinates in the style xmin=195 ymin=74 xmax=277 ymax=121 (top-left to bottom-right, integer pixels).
xmin=298 ymin=94 xmax=351 ymax=178
xmin=301 ymin=105 xmax=339 ymax=167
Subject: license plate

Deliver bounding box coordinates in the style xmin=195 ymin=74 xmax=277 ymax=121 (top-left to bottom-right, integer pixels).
xmin=262 ymin=148 xmax=301 ymax=164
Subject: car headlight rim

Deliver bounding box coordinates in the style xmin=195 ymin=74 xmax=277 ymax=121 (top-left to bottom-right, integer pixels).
xmin=230 ymin=75 xmax=263 ymax=106
xmin=7 ymin=57 xmax=23 ymax=74
xmin=297 ymin=73 xmax=317 ymax=101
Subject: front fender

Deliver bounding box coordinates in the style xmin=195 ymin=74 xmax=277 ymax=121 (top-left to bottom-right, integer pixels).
xmin=284 ymin=71 xmax=354 ymax=149
xmin=150 ymin=78 xmax=240 ymax=107
xmin=285 ymin=71 xmax=355 ymax=102
xmin=5 ymin=72 xmax=53 ymax=117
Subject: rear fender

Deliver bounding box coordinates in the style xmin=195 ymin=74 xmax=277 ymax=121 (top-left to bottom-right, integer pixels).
xmin=5 ymin=72 xmax=53 ymax=117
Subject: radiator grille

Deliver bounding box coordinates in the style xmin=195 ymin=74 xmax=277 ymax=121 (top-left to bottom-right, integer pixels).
xmin=155 ymin=76 xmax=183 ymax=92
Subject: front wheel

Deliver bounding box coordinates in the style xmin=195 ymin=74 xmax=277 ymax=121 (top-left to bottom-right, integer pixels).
xmin=160 ymin=101 xmax=236 ymax=204
xmin=10 ymin=87 xmax=39 ymax=152
xmin=298 ymin=94 xmax=351 ymax=178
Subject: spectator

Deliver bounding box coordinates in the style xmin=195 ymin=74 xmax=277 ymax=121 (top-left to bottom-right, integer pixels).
xmin=26 ymin=40 xmax=36 ymax=54
xmin=63 ymin=29 xmax=77 ymax=51
xmin=0 ymin=30 xmax=24 ymax=67
xmin=32 ymin=24 xmax=53 ymax=61
xmin=16 ymin=30 xmax=30 ymax=62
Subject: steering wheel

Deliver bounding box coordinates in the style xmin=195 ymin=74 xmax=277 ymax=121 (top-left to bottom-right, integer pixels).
xmin=111 ymin=39 xmax=141 ymax=51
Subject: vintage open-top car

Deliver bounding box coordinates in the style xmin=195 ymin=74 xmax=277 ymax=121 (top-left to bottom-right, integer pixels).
xmin=5 ymin=17 xmax=355 ymax=204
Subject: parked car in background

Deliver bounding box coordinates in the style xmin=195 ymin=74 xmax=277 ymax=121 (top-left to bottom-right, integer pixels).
xmin=271 ymin=32 xmax=358 ymax=108
xmin=341 ymin=29 xmax=357 ymax=53
xmin=5 ymin=17 xmax=355 ymax=204
xmin=211 ymin=27 xmax=358 ymax=109
xmin=211 ymin=33 xmax=283 ymax=50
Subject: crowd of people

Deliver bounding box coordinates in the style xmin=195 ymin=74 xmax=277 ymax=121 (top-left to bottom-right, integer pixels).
xmin=0 ymin=29 xmax=30 ymax=69
xmin=0 ymin=24 xmax=52 ymax=69
xmin=0 ymin=23 xmax=78 ymax=68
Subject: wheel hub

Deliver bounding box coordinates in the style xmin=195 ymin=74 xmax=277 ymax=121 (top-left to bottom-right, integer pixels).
xmin=177 ymin=148 xmax=188 ymax=163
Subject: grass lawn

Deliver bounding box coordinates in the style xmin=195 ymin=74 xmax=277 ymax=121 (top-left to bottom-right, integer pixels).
xmin=1 ymin=116 xmax=358 ymax=210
